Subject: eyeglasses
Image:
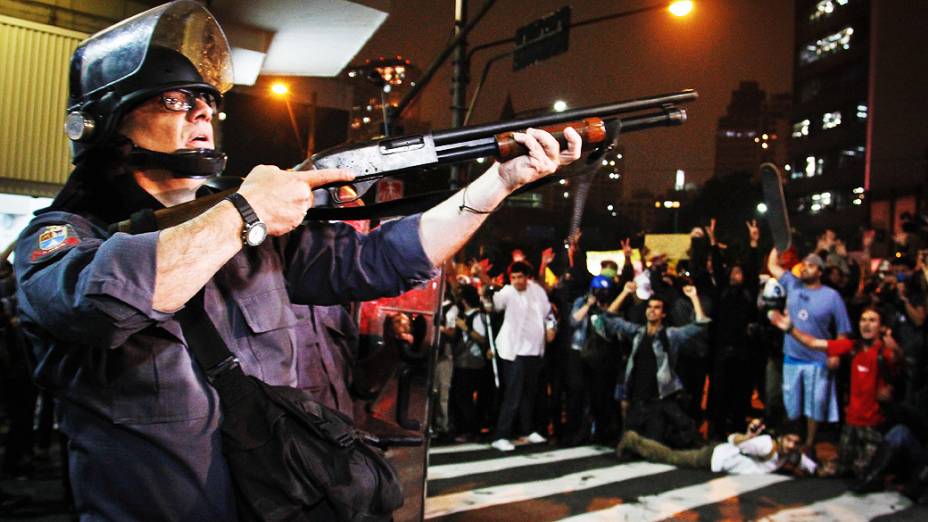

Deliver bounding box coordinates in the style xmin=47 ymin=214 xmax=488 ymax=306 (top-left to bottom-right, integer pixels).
xmin=159 ymin=89 xmax=220 ymax=113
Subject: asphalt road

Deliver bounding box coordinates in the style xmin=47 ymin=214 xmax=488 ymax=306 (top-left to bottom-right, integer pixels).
xmin=425 ymin=441 xmax=928 ymax=521
xmin=6 ymin=437 xmax=928 ymax=521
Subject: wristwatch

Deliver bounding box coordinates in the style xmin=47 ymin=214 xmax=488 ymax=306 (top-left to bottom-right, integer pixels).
xmin=225 ymin=193 xmax=267 ymax=247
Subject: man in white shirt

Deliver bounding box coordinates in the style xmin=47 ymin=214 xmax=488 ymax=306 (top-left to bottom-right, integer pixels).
xmin=616 ymin=420 xmax=818 ymax=475
xmin=487 ymin=261 xmax=552 ymax=451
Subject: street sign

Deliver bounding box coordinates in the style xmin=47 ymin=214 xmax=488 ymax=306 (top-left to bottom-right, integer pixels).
xmin=513 ymin=6 xmax=571 ymax=71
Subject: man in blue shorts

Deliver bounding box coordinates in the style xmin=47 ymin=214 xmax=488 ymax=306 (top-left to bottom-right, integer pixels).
xmin=767 ymin=249 xmax=852 ymax=457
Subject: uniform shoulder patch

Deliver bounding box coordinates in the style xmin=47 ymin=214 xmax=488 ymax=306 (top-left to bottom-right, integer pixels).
xmin=30 ymin=224 xmax=81 ymax=262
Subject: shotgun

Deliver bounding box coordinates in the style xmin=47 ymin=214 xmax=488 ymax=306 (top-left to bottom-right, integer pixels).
xmin=111 ymin=89 xmax=697 ymax=234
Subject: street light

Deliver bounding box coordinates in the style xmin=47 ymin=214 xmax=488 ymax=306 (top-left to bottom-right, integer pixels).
xmin=668 ymin=1 xmax=694 ymax=17
xmin=270 ymin=82 xmax=306 ymax=158
xmin=460 ymin=1 xmax=696 ymax=126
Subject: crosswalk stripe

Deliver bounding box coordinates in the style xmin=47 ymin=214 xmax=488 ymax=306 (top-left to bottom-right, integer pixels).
xmin=424 ymin=461 xmax=674 ymax=519
xmin=428 ymin=443 xmax=488 ymax=455
xmin=560 ymin=473 xmax=791 ymax=521
xmin=428 ymin=446 xmax=614 ymax=480
xmin=759 ymin=491 xmax=912 ymax=521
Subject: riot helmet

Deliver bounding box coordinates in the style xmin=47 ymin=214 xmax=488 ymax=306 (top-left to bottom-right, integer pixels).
xmin=65 ymin=0 xmax=233 ymax=176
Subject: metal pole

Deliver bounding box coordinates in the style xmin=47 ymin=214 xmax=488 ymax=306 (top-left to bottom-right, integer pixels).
xmin=449 ymin=0 xmax=470 ymax=189
xmin=392 ymin=0 xmax=497 ymax=121
xmin=306 ymin=91 xmax=317 ymax=158
xmin=283 ymin=98 xmax=306 ymax=158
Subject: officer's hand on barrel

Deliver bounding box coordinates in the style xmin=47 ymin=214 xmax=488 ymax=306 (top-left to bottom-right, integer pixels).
xmin=497 ymin=127 xmax=581 ymax=191
xmin=238 ymin=166 xmax=355 ymax=236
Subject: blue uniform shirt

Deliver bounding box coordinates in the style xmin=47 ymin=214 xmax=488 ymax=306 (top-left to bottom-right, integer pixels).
xmin=780 ymin=272 xmax=852 ymax=364
xmin=15 ymin=210 xmax=436 ymax=521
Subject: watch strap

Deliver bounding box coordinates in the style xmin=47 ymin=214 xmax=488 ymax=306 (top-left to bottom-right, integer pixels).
xmin=224 ymin=192 xmax=259 ymax=226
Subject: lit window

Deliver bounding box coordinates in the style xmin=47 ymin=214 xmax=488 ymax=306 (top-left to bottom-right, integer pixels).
xmin=800 ymin=26 xmax=854 ymax=65
xmin=856 ymin=104 xmax=868 ymax=120
xmin=792 ymin=119 xmax=811 ymax=138
xmin=822 ymin=111 xmax=842 ymax=129
xmin=809 ymin=0 xmax=849 ymax=21
xmin=805 ymin=156 xmax=824 ymax=178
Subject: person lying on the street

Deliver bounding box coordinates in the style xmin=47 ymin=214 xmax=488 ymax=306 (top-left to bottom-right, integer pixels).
xmin=616 ymin=419 xmax=819 ymax=476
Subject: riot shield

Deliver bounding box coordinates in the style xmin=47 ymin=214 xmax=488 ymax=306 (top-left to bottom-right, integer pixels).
xmin=352 ymin=273 xmax=443 ymax=521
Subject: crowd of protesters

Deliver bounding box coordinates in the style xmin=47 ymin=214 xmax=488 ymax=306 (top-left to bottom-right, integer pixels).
xmin=432 ymin=213 xmax=928 ymax=503
xmin=3 ymin=208 xmax=928 ymax=509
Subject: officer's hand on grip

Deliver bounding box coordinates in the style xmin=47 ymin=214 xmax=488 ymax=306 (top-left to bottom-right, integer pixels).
xmin=238 ymin=166 xmax=355 ymax=236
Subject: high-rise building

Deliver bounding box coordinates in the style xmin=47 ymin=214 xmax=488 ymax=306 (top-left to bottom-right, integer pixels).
xmin=787 ymin=0 xmax=927 ymax=240
xmin=714 ymin=81 xmax=790 ymax=179
xmin=346 ymin=56 xmax=426 ymax=141
xmin=787 ymin=0 xmax=870 ymax=235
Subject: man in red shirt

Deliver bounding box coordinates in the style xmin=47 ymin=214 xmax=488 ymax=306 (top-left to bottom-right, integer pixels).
xmin=769 ymin=307 xmax=900 ymax=478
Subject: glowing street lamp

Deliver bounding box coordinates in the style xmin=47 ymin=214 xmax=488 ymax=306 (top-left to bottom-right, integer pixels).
xmin=668 ymin=1 xmax=694 ymax=17
xmin=270 ymin=82 xmax=305 ymax=157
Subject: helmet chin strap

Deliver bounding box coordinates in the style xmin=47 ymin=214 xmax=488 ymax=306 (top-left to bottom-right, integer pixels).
xmin=127 ymin=147 xmax=227 ymax=178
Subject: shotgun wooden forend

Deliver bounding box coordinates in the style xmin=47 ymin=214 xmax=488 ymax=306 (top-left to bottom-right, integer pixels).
xmin=494 ymin=118 xmax=606 ymax=161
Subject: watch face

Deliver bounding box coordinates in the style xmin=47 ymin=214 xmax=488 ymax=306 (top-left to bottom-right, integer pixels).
xmin=245 ymin=222 xmax=268 ymax=246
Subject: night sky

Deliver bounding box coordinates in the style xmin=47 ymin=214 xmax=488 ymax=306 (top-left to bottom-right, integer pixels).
xmin=355 ymin=0 xmax=795 ymax=195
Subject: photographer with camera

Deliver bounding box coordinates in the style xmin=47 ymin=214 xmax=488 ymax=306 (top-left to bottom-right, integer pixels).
xmin=879 ymin=256 xmax=926 ymax=402
xmin=616 ymin=418 xmax=817 ymax=476
xmin=562 ymin=275 xmax=624 ymax=445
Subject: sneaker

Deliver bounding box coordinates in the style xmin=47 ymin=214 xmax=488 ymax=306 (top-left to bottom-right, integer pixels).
xmin=526 ymin=432 xmax=547 ymax=444
xmin=490 ymin=438 xmax=515 ymax=452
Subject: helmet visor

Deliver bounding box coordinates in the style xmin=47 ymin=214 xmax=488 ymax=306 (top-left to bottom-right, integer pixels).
xmin=73 ymin=0 xmax=233 ymax=99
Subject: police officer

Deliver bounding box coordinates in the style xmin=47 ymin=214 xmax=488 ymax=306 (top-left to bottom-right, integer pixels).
xmin=13 ymin=2 xmax=582 ymax=519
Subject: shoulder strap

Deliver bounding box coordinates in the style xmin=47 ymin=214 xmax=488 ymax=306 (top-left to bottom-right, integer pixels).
xmin=173 ymin=290 xmax=242 ymax=382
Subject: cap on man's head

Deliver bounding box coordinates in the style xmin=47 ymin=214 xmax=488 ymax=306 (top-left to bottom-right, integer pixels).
xmin=802 ymin=253 xmax=824 ymax=269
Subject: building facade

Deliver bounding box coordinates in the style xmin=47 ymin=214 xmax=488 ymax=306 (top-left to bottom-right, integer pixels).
xmin=787 ymin=0 xmax=927 ymax=243
xmin=714 ymin=81 xmax=791 ymax=180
